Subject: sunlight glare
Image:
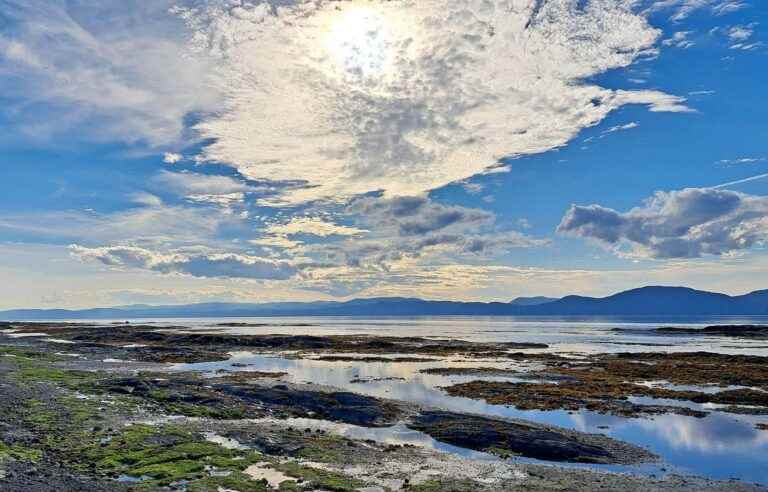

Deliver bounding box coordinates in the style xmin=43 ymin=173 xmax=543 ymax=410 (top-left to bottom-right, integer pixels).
xmin=325 ymin=6 xmax=393 ymax=80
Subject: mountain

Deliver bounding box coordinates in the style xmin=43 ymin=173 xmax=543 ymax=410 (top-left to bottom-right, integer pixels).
xmin=509 ymin=296 xmax=559 ymax=306
xmin=1 ymin=286 xmax=767 ymax=320
xmin=523 ymin=286 xmax=768 ymax=316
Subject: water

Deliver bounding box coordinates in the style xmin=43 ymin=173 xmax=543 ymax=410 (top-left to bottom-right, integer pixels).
xmin=76 ymin=314 xmax=768 ymax=355
xmin=41 ymin=315 xmax=768 ymax=484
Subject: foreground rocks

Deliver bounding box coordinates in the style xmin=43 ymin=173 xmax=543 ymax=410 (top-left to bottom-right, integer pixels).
xmin=409 ymin=411 xmax=654 ymax=464
xmin=2 ymin=325 xmax=768 ymax=491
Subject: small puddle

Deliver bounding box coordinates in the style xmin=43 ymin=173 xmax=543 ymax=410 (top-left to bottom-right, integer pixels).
xmin=117 ymin=474 xmax=149 ymax=483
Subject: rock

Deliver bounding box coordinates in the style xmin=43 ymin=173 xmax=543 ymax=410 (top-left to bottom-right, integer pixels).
xmin=408 ymin=411 xmax=656 ymax=464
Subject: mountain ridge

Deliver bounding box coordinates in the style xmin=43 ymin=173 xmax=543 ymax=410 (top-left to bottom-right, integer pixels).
xmin=1 ymin=286 xmax=767 ymax=320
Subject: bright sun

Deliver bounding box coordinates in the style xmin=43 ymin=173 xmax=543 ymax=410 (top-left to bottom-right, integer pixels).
xmin=325 ymin=6 xmax=393 ymax=80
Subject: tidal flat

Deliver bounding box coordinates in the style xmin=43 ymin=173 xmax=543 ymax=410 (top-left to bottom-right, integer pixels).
xmin=2 ymin=318 xmax=768 ymax=491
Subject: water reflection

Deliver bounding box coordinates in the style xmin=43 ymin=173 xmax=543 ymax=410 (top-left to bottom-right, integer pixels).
xmin=175 ymin=351 xmax=768 ymax=484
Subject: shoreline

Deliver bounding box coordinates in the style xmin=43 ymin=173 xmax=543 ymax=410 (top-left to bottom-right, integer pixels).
xmin=1 ymin=322 xmax=767 ymax=491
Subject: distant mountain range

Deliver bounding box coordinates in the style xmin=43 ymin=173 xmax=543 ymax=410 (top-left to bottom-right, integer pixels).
xmin=2 ymin=286 xmax=768 ymax=320
xmin=508 ymin=296 xmax=559 ymax=306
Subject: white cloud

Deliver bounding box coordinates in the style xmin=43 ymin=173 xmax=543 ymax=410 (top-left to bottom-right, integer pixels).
xmin=558 ymin=187 xmax=768 ymax=259
xmin=717 ymin=157 xmax=765 ymax=166
xmin=151 ymin=170 xmax=262 ymax=200
xmin=163 ymin=152 xmax=184 ymax=164
xmin=0 ymin=0 xmax=220 ymax=145
xmin=249 ymin=236 xmax=304 ymax=250
xmin=185 ymin=193 xmax=245 ymax=208
xmin=728 ymin=25 xmax=755 ymax=42
xmin=712 ymin=172 xmax=768 ymax=189
xmin=650 ymin=0 xmax=748 ymax=21
xmin=462 ymin=182 xmax=485 ymax=194
xmin=70 ymin=245 xmax=297 ymax=280
xmin=712 ymin=1 xmax=749 ymax=16
xmin=177 ymin=0 xmax=689 ymax=205
xmin=602 ymin=122 xmax=640 ymax=135
xmin=611 ymin=90 xmax=693 ymax=113
xmin=265 ymin=217 xmax=367 ymax=237
xmin=0 ymin=200 xmax=239 ymax=245
xmin=662 ymin=31 xmax=695 ymax=48
xmin=729 ymin=41 xmax=763 ymax=51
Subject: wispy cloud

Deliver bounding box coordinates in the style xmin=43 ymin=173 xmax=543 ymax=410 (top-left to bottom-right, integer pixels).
xmin=712 ymin=173 xmax=768 ymax=189
xmin=602 ymin=122 xmax=640 ymax=135
xmin=650 ymin=0 xmax=750 ymax=21
xmin=663 ymin=31 xmax=696 ymax=48
xmin=0 ymin=0 xmax=220 ymax=146
xmin=717 ymin=157 xmax=766 ymax=166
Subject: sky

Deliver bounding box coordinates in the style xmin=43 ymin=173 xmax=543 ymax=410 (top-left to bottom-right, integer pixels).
xmin=0 ymin=0 xmax=767 ymax=309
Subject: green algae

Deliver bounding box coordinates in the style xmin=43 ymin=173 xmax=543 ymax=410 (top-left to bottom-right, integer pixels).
xmin=0 ymin=345 xmax=371 ymax=491
xmin=276 ymin=461 xmax=366 ymax=491
xmin=0 ymin=441 xmax=43 ymax=462
xmin=293 ymin=434 xmax=355 ymax=462
xmin=80 ymin=424 xmax=266 ymax=489
xmin=409 ymin=479 xmax=480 ymax=491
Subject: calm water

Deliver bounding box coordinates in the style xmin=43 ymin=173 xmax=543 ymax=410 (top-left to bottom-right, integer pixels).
xmin=50 ymin=316 xmax=768 ymax=484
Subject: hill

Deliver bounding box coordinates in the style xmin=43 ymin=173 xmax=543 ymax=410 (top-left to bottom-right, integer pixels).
xmin=1 ymin=286 xmax=766 ymax=319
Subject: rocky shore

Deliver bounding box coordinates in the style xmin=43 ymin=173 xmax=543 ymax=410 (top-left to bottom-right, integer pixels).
xmin=1 ymin=322 xmax=767 ymax=491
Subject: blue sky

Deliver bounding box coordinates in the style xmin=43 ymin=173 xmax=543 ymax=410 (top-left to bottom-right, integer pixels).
xmin=0 ymin=0 xmax=766 ymax=308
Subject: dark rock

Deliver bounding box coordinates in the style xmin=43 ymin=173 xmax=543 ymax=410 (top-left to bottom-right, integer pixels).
xmin=408 ymin=411 xmax=655 ymax=464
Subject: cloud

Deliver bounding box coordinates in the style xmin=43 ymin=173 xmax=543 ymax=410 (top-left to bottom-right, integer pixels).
xmin=350 ymin=196 xmax=494 ymax=237
xmin=319 ymin=196 xmax=547 ymax=267
xmin=151 ymin=170 xmax=258 ymax=196
xmin=650 ymin=0 xmax=748 ymax=20
xmin=610 ymin=90 xmax=693 ymax=113
xmin=726 ymin=24 xmax=762 ymax=50
xmin=728 ymin=25 xmax=755 ymax=42
xmin=265 ymin=217 xmax=367 ymax=237
xmin=717 ymin=157 xmax=765 ymax=166
xmin=558 ymin=187 xmax=768 ymax=259
xmin=712 ymin=173 xmax=768 ymax=189
xmin=710 ymin=23 xmax=763 ymax=50
xmin=662 ymin=31 xmax=695 ymax=48
xmin=163 ymin=152 xmax=183 ymax=164
xmin=729 ymin=42 xmax=763 ymax=51
xmin=249 ymin=236 xmax=304 ymax=250
xmin=0 ymin=199 xmax=240 ymax=245
xmin=177 ymin=0 xmax=689 ymax=204
xmin=602 ymin=122 xmax=640 ymax=135
xmin=70 ymin=245 xmax=297 ymax=280
xmin=0 ymin=0 xmax=220 ymax=146
xmin=712 ymin=1 xmax=749 ymax=16
xmin=462 ymin=182 xmax=485 ymax=194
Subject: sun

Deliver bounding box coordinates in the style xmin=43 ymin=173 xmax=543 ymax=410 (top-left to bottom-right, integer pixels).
xmin=324 ymin=6 xmax=393 ymax=80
